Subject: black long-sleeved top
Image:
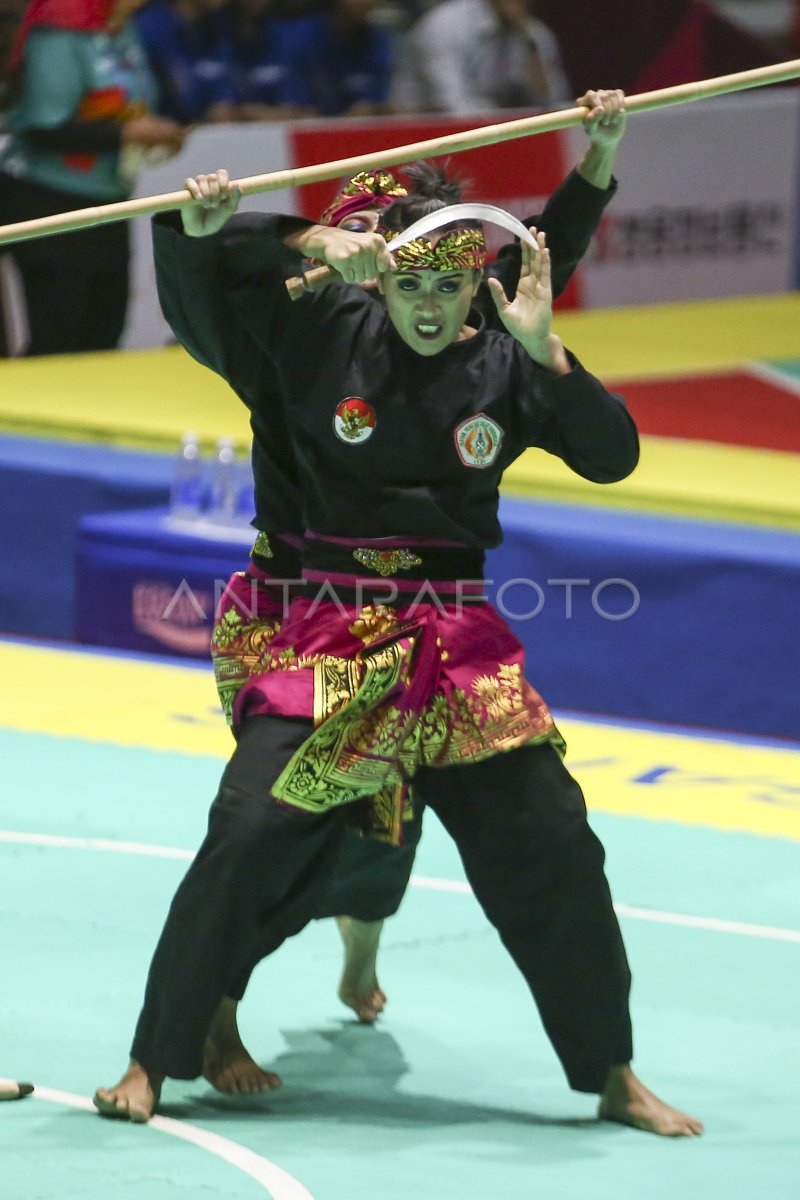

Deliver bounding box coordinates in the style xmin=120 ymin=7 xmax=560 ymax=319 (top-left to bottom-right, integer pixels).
xmin=154 ymin=196 xmax=637 ymax=550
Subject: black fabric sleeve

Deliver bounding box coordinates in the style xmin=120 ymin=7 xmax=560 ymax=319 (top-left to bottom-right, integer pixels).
xmin=488 ymin=169 xmax=617 ymax=301
xmin=23 ymin=118 xmax=123 ymax=154
xmin=220 ymin=211 xmax=315 ymax=275
xmin=515 ymin=350 xmax=639 ymax=484
xmin=151 ymin=213 xmax=276 ymax=405
xmin=215 ymin=212 xmax=335 ymax=359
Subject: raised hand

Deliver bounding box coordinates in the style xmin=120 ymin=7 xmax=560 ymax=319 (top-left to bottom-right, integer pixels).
xmin=182 ymin=169 xmax=241 ymax=237
xmin=577 ymin=88 xmax=627 ymax=148
xmin=486 ymin=230 xmax=569 ymax=373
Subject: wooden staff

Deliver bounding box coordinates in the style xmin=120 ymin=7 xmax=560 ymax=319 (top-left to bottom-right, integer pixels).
xmin=0 ymin=57 xmax=799 ymax=251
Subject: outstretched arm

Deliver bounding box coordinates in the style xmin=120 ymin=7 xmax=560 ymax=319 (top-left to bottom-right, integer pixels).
xmin=488 ymin=89 xmax=626 ymax=304
xmin=575 ymin=88 xmax=627 ymax=191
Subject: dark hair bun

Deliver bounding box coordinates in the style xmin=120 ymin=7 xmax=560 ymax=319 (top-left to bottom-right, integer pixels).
xmin=380 ymin=159 xmax=471 ymax=234
xmin=402 ymin=160 xmax=463 ymax=205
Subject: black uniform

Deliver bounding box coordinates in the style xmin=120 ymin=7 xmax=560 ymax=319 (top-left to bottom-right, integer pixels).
xmin=129 ymin=205 xmax=638 ymax=1096
xmin=154 ymin=168 xmax=619 ymax=939
xmin=155 ymin=169 xmax=616 ymax=544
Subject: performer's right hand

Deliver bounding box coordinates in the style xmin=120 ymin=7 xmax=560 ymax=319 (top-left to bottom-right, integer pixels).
xmin=182 ymin=169 xmax=241 ymax=237
xmin=285 ymin=225 xmax=395 ymax=284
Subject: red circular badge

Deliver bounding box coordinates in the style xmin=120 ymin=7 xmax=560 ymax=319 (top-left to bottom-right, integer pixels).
xmin=333 ymin=397 xmax=376 ymax=443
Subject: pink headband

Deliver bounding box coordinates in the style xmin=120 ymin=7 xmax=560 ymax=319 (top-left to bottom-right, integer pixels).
xmin=320 ymin=170 xmax=407 ymax=227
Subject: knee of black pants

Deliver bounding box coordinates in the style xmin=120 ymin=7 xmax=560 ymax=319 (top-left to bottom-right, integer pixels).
xmin=313 ymin=797 xmax=423 ymax=921
xmin=196 ymin=715 xmax=338 ymax=884
xmin=315 ymin=837 xmax=418 ymax=921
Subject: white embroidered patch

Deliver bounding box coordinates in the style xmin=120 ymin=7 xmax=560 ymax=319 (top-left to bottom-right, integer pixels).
xmin=453 ymin=413 xmax=504 ymax=468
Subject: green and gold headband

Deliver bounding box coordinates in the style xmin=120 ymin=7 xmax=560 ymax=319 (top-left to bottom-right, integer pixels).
xmin=381 ymin=203 xmax=538 ymax=272
xmin=382 ymin=225 xmax=486 ymax=271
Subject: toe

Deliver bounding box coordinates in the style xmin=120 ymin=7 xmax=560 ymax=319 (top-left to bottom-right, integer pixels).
xmin=93 ymin=1089 xmax=117 ymax=1113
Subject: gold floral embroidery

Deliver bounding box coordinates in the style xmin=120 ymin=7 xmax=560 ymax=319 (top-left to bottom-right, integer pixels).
xmin=273 ymin=639 xmax=414 ymax=814
xmin=471 ymin=662 xmax=525 ymax=721
xmin=218 ymin=608 xmax=566 ymax=841
xmin=211 ymin=606 xmax=283 ymax=726
xmin=313 ymin=655 xmax=363 ymax=725
xmin=349 ymin=604 xmax=399 ymax=645
xmin=352 ymin=548 xmax=422 ymax=577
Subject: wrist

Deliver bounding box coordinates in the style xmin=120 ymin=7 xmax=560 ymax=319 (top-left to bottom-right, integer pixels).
xmin=181 ymin=208 xmax=227 ymax=238
xmin=577 ymin=142 xmax=616 ymax=191
xmin=284 ymin=223 xmax=333 ymax=257
xmin=522 ymin=333 xmax=570 ymax=375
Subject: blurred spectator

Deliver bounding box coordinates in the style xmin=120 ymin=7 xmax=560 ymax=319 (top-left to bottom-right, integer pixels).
xmin=279 ymin=0 xmax=394 ymax=117
xmin=391 ymin=0 xmax=570 ymax=113
xmin=221 ymin=0 xmax=312 ymax=120
xmin=0 ymin=0 xmax=186 ymax=355
xmin=135 ymin=0 xmax=240 ymax=123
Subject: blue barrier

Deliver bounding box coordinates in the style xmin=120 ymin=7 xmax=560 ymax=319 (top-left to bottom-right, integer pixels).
xmin=73 ymin=498 xmax=800 ymax=740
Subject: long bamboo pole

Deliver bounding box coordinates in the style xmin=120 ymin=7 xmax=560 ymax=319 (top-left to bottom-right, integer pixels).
xmin=1 ymin=57 xmax=800 ymax=247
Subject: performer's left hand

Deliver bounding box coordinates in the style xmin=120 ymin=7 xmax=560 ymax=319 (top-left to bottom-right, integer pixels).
xmin=577 ymin=88 xmax=627 ymax=147
xmin=182 ymin=169 xmax=241 ymax=237
xmin=487 ymin=230 xmax=570 ymax=374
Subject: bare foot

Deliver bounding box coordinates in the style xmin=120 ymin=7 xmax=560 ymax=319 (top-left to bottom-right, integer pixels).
xmin=599 ymin=1065 xmax=704 ymax=1137
xmin=335 ymin=915 xmax=387 ymax=1023
xmin=202 ymin=997 xmax=282 ymax=1094
xmin=94 ymin=1060 xmax=162 ymax=1123
xmin=0 ymin=1078 xmax=34 ymax=1101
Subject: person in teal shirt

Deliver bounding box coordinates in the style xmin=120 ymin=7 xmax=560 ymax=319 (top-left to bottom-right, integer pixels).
xmin=0 ymin=0 xmax=186 ymax=354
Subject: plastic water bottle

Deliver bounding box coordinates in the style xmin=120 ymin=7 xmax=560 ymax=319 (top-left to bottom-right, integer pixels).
xmin=208 ymin=436 xmax=238 ymax=524
xmin=170 ymin=432 xmax=203 ymax=520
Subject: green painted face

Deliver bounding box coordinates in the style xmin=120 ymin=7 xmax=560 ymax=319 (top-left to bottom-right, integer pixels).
xmin=379 ymin=269 xmax=481 ymax=357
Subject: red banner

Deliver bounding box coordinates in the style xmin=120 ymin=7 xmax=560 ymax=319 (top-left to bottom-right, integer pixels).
xmin=290 ymin=116 xmax=582 ymax=307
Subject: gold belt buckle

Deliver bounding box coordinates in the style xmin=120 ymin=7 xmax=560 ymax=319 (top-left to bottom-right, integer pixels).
xmin=353 ymin=548 xmax=423 ymax=577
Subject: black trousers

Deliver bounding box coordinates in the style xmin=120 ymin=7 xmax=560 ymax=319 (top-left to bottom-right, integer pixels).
xmin=131 ymin=714 xmax=632 ymax=1093
xmin=0 ymin=173 xmax=130 ymax=355
xmin=314 ymin=809 xmax=422 ymax=923
xmin=226 ymin=800 xmax=422 ymax=1001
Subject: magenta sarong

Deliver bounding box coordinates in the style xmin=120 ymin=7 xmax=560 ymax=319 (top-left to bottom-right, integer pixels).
xmin=211 ymin=548 xmax=564 ymax=843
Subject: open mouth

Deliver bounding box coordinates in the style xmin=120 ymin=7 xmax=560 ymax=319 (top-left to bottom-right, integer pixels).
xmin=415 ymin=323 xmax=443 ymax=340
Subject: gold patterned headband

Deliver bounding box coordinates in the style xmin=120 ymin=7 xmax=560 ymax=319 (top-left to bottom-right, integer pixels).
xmin=321 ymin=170 xmax=408 ymax=226
xmin=382 ymin=226 xmax=486 ymax=271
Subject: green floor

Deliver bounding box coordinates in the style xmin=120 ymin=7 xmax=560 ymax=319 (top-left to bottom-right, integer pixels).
xmin=2 ymin=714 xmax=800 ymax=1200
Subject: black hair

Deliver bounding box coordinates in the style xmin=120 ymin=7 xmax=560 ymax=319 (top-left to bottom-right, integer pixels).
xmin=380 ymin=159 xmax=477 ymax=235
